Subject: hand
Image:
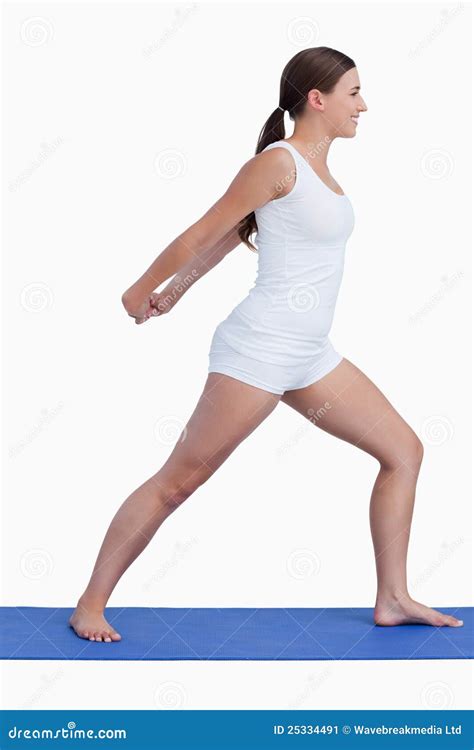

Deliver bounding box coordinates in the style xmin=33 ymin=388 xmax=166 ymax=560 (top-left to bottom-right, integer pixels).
xmin=121 ymin=290 xmax=176 ymax=324
xmin=122 ymin=292 xmax=157 ymax=325
xmin=148 ymin=289 xmax=177 ymax=317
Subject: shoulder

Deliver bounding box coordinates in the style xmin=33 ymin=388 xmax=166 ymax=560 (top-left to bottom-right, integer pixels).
xmin=257 ymin=143 xmax=295 ymax=170
xmin=224 ymin=145 xmax=296 ymax=204
xmin=253 ymin=145 xmax=297 ymax=200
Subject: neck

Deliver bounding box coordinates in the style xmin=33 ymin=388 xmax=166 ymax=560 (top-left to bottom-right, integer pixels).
xmin=290 ymin=121 xmax=336 ymax=168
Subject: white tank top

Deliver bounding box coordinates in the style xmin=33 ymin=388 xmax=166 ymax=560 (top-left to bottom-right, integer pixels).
xmin=215 ymin=139 xmax=355 ymax=365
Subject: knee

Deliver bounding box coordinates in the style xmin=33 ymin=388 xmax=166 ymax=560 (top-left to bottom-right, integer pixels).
xmin=412 ymin=435 xmax=424 ymax=464
xmin=380 ymin=432 xmax=424 ymax=472
xmin=157 ymin=462 xmax=214 ymax=508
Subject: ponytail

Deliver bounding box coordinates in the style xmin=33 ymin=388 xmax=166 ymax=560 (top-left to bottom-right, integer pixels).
xmin=237 ymin=106 xmax=286 ymax=252
xmin=237 ymin=47 xmax=355 ymax=252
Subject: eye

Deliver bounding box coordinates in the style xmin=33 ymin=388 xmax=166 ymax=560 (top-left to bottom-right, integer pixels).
xmin=351 ymin=92 xmax=358 ymax=96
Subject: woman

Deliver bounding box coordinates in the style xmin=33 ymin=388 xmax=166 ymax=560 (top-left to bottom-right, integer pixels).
xmin=70 ymin=47 xmax=463 ymax=642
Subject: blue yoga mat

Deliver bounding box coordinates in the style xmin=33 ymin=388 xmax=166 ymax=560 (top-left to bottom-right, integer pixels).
xmin=1 ymin=607 xmax=472 ymax=661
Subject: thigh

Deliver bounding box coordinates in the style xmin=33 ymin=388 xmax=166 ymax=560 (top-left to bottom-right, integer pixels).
xmin=281 ymin=357 xmax=422 ymax=467
xmin=157 ymin=372 xmax=281 ymax=498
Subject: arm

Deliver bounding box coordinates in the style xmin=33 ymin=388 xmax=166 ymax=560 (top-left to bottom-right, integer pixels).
xmin=156 ymin=225 xmax=241 ymax=311
xmin=122 ymin=147 xmax=289 ymax=317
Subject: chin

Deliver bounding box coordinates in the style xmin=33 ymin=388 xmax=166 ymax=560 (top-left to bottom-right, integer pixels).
xmin=339 ymin=131 xmax=356 ymax=140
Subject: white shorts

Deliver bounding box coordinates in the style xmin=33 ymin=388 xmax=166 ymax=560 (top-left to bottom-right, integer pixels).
xmin=208 ymin=328 xmax=343 ymax=395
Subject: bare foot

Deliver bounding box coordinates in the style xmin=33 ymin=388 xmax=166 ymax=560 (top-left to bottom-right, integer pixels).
xmin=374 ymin=594 xmax=464 ymax=627
xmin=69 ymin=601 xmax=122 ymax=642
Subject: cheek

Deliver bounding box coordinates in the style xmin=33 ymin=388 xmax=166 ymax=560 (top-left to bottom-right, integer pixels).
xmin=339 ymin=103 xmax=353 ymax=125
xmin=340 ymin=99 xmax=353 ymax=118
xmin=329 ymin=101 xmax=348 ymax=123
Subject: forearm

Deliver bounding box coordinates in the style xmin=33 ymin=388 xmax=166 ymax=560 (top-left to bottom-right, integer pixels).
xmin=123 ymin=221 xmax=238 ymax=302
xmin=122 ymin=228 xmax=198 ymax=306
xmin=123 ymin=225 xmax=241 ymax=308
xmin=162 ymin=227 xmax=240 ymax=300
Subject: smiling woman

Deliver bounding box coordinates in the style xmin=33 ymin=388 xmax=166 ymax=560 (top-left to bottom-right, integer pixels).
xmin=69 ymin=46 xmax=463 ymax=644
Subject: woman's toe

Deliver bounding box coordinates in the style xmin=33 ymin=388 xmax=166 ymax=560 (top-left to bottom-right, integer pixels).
xmin=438 ymin=614 xmax=460 ymax=627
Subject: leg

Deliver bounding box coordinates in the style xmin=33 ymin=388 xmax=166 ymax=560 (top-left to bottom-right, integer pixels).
xmin=281 ymin=357 xmax=463 ymax=628
xmin=69 ymin=373 xmax=280 ymax=641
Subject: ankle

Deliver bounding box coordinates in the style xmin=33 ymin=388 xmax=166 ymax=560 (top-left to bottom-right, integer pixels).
xmin=376 ymin=588 xmax=410 ymax=604
xmin=77 ymin=594 xmax=106 ymax=613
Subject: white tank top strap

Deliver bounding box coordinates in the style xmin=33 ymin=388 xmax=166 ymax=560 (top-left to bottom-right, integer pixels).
xmin=261 ymin=139 xmax=302 ymax=165
xmin=264 ymin=140 xmax=350 ymax=202
xmin=261 ymin=140 xmax=305 ymax=200
xmin=262 ymin=139 xmax=306 ymax=163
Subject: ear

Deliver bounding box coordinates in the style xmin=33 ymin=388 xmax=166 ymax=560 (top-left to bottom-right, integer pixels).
xmin=307 ymin=88 xmax=324 ymax=112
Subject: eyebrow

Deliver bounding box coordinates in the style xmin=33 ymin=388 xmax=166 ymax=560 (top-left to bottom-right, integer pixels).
xmin=350 ymin=85 xmax=361 ymax=91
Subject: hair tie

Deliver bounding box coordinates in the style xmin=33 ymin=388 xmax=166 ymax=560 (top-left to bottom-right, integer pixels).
xmin=277 ymin=105 xmax=285 ymax=112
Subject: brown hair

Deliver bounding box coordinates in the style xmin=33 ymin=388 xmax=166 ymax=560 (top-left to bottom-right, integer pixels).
xmin=237 ymin=46 xmax=356 ymax=251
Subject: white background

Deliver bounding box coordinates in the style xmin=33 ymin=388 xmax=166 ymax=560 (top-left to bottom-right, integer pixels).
xmin=1 ymin=0 xmax=472 ymax=710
